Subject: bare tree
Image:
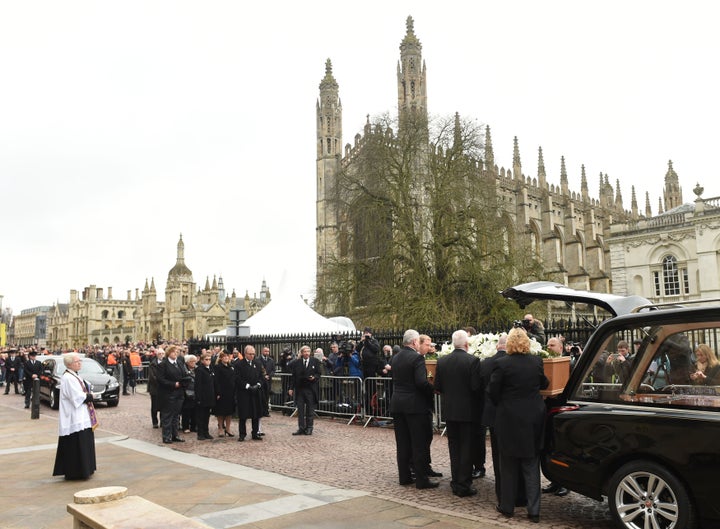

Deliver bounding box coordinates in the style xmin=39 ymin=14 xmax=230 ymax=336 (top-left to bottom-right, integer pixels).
xmin=316 ymin=112 xmax=542 ymax=328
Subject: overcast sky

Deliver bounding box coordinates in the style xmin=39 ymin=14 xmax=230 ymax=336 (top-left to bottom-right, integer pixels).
xmin=1 ymin=1 xmax=717 ymax=314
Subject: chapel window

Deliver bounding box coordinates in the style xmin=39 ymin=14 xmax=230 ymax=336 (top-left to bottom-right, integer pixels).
xmin=662 ymin=255 xmax=680 ymax=296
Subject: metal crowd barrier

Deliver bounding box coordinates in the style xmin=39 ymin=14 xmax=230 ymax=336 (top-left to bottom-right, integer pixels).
xmin=262 ymin=373 xmax=447 ymax=430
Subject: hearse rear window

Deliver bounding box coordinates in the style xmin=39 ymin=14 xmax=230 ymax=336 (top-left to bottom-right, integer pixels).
xmin=572 ymin=323 xmax=720 ymax=410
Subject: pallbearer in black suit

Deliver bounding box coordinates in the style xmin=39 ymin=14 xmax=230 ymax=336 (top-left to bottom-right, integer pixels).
xmin=288 ymin=345 xmax=321 ymax=435
xmin=389 ymin=329 xmax=438 ymax=489
xmin=235 ymin=345 xmax=265 ymax=441
xmin=434 ymin=329 xmax=482 ymax=497
xmin=488 ymin=327 xmax=549 ymax=523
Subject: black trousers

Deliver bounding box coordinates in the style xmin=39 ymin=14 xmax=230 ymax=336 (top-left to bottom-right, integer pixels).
xmin=238 ymin=416 xmax=260 ymax=438
xmin=446 ymin=420 xmax=474 ymax=492
xmin=498 ymin=453 xmax=540 ymax=516
xmin=160 ymin=391 xmax=184 ymax=441
xmin=196 ymin=406 xmax=212 ymax=437
xmin=392 ymin=411 xmax=431 ymax=485
xmin=295 ymin=387 xmax=316 ymax=430
xmin=472 ymin=423 xmax=487 ymax=471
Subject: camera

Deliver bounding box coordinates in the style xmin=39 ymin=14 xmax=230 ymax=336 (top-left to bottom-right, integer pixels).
xmin=339 ymin=341 xmax=354 ymax=358
xmin=570 ymin=345 xmax=580 ymax=355
xmin=513 ymin=320 xmax=524 ymax=328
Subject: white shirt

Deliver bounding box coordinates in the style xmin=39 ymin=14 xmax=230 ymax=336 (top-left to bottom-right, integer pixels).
xmin=58 ymin=370 xmax=92 ymax=437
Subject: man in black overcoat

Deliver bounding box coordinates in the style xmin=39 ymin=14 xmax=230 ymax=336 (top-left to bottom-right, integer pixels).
xmin=155 ymin=345 xmax=188 ymax=444
xmin=259 ymin=346 xmax=275 ymax=417
xmin=235 ymin=345 xmax=265 ymax=441
xmin=288 ymin=345 xmax=321 ymax=435
xmin=23 ymin=350 xmax=44 ymax=408
xmin=4 ymin=349 xmax=21 ymax=395
xmin=389 ymin=329 xmax=438 ymax=490
xmin=434 ymin=329 xmax=482 ymax=497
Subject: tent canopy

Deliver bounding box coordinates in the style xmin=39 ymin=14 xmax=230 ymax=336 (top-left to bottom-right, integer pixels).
xmin=237 ymin=272 xmax=356 ymax=336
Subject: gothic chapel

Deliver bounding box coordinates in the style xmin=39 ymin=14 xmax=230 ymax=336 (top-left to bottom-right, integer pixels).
xmin=315 ymin=16 xmax=719 ymax=315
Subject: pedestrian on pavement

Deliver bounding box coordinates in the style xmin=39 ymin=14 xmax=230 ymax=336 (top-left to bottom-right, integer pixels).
xmin=194 ymin=353 xmax=215 ymax=440
xmin=488 ymin=327 xmax=549 ymax=522
xmin=156 ymin=345 xmax=188 ymax=444
xmin=146 ymin=348 xmax=165 ymax=428
xmin=288 ymin=345 xmax=321 ymax=435
xmin=235 ymin=345 xmax=264 ymax=441
xmin=4 ymin=349 xmax=21 ymax=395
xmin=389 ymin=329 xmax=438 ymax=490
xmin=23 ymin=350 xmax=43 ymax=409
xmin=52 ymin=353 xmax=97 ymax=480
xmin=213 ymin=351 xmax=236 ymax=437
xmin=434 ymin=329 xmax=482 ymax=497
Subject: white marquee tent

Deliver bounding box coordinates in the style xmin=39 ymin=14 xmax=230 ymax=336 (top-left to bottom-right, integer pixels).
xmin=236 ymin=272 xmax=356 ymax=336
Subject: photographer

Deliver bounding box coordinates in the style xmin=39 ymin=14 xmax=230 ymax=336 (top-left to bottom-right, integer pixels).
xmin=521 ymin=314 xmax=546 ymax=346
xmin=358 ymin=327 xmax=381 ymax=379
xmin=336 ymin=341 xmax=362 ymax=378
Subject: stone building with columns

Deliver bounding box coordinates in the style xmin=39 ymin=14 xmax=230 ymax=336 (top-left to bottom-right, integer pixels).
xmin=46 ymin=236 xmax=270 ymax=349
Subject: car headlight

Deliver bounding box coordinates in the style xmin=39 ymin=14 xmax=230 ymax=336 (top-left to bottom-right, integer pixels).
xmin=107 ymin=378 xmax=119 ymax=389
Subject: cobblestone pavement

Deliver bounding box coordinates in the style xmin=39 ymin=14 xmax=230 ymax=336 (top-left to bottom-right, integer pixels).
xmin=3 ymin=386 xmax=615 ymax=528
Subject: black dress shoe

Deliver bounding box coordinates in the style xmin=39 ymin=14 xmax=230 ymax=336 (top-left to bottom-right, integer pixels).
xmin=495 ymin=505 xmax=513 ymax=518
xmin=542 ymin=482 xmax=560 ymax=494
xmin=163 ymin=439 xmax=173 ymax=444
xmin=251 ymin=435 xmax=263 ymax=441
xmin=399 ymin=478 xmax=415 ymax=486
xmin=237 ymin=436 xmax=245 ymax=442
xmin=427 ymin=469 xmax=443 ymax=477
xmin=416 ymin=481 xmax=439 ymax=490
xmin=471 ymin=469 xmax=485 ymax=479
xmin=292 ymin=429 xmax=306 ymax=435
xmin=305 ymin=428 xmax=313 ymax=435
xmin=528 ymin=514 xmax=540 ymax=523
xmin=257 ymin=432 xmax=265 ymax=436
xmin=152 ymin=424 xmax=159 ymax=429
xmin=453 ymin=487 xmax=477 ymax=497
xmin=171 ymin=437 xmax=185 ymax=442
xmin=555 ymin=487 xmax=569 ymax=497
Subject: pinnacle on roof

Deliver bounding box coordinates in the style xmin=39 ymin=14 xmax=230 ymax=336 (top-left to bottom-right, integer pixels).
xmin=560 ymin=156 xmax=568 ymax=186
xmin=319 ymin=58 xmax=339 ymax=90
xmin=645 ymin=191 xmax=652 ymax=217
xmin=537 ymin=147 xmax=546 ymax=183
xmin=615 ymin=178 xmax=623 ymax=208
xmin=512 ymin=137 xmax=521 ymax=176
xmin=484 ymin=125 xmax=494 ymax=169
xmin=400 ymin=15 xmax=422 ymax=51
xmin=580 ymin=164 xmax=589 ymax=199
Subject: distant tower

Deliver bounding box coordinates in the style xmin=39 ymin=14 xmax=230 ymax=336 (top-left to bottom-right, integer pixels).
xmin=166 ymin=234 xmax=195 ymax=312
xmin=316 ymin=59 xmax=343 ymax=305
xmin=663 ymin=160 xmax=683 ymax=211
xmin=397 ymin=16 xmax=428 ymax=129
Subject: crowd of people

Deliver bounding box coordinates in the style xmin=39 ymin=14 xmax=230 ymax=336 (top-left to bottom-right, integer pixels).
xmin=11 ymin=320 xmax=717 ymax=522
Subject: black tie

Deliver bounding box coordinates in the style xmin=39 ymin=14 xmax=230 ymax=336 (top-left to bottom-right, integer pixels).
xmin=304 ymin=359 xmax=308 ymax=369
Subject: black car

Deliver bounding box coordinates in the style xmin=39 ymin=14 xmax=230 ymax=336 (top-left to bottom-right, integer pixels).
xmin=39 ymin=354 xmax=120 ymax=409
xmin=502 ymin=281 xmax=720 ymax=529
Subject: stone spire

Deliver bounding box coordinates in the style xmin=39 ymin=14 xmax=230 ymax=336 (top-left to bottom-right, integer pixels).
xmin=631 ymin=185 xmax=638 ymax=218
xmin=580 ymin=164 xmax=589 ymax=202
xmin=397 ymin=16 xmax=428 ymax=126
xmin=663 ymin=160 xmax=683 ymax=211
xmin=615 ymin=179 xmax=623 ymax=209
xmin=168 ymin=234 xmax=192 ymax=279
xmin=317 ymin=58 xmax=342 ymax=159
xmin=537 ymin=147 xmax=546 ymax=189
xmin=512 ymin=137 xmax=521 ymax=180
xmin=658 ymin=197 xmax=664 ymax=215
xmin=452 ymin=112 xmax=462 ymax=150
xmin=645 ymin=191 xmax=652 ymax=217
xmin=560 ymin=156 xmax=568 ymax=195
xmin=484 ymin=125 xmax=495 ymax=171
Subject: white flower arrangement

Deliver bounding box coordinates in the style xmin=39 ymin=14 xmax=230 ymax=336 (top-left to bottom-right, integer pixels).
xmin=438 ymin=332 xmax=556 ymax=359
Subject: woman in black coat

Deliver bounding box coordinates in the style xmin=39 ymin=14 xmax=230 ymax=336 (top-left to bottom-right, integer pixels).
xmin=213 ymin=351 xmax=236 ymax=437
xmin=488 ymin=327 xmax=549 ymax=522
xmin=194 ymin=353 xmax=216 ymax=440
